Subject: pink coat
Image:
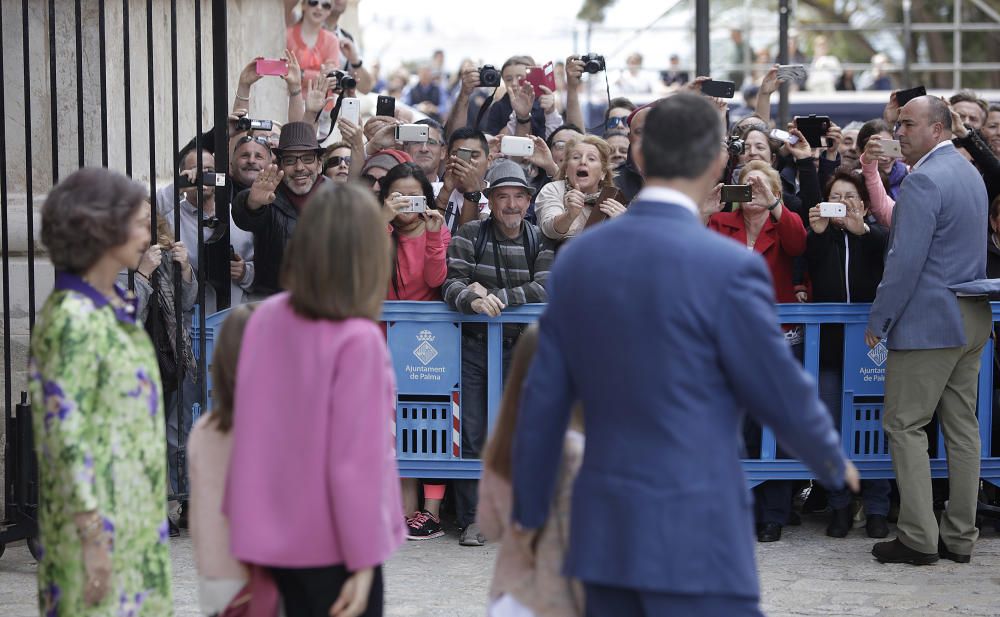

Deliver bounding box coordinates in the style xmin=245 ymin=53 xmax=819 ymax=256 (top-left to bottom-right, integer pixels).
xmin=223 ymin=292 xmax=405 ymax=570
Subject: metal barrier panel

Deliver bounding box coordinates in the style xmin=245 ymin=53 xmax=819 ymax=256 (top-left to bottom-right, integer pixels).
xmin=192 ymin=301 xmax=1000 ymax=487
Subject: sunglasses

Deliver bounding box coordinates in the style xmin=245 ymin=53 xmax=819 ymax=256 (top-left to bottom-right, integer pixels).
xmin=306 ymin=0 xmax=332 ymax=8
xmin=606 ymin=117 xmax=627 ymax=129
xmin=361 ymin=174 xmax=380 ymax=186
xmin=236 ymin=135 xmax=271 ymax=149
xmin=324 ymin=155 xmax=351 ymax=169
xmin=280 ymin=152 xmax=318 ymax=167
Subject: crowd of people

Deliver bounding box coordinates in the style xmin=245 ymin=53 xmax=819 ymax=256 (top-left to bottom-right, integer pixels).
xmin=23 ymin=2 xmax=1000 ymax=615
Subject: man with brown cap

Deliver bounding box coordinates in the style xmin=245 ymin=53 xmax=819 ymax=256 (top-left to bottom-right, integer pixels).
xmin=233 ymin=121 xmax=328 ymax=299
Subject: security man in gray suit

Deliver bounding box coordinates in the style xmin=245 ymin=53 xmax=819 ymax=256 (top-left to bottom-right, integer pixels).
xmin=866 ymin=95 xmax=992 ymax=565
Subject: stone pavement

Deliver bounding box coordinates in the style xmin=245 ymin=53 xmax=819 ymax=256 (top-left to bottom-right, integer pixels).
xmin=1 ymin=518 xmax=998 ymax=616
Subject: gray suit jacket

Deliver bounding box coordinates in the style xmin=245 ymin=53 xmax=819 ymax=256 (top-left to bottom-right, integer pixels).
xmin=868 ymin=142 xmax=988 ymax=350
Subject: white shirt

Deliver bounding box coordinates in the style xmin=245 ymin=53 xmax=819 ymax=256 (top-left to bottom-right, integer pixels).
xmin=911 ymin=139 xmax=952 ymax=171
xmin=633 ymin=186 xmax=700 ymax=219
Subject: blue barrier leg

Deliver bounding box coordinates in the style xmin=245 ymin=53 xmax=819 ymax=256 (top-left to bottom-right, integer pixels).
xmin=977 ymin=339 xmax=994 ymax=456
xmin=486 ymin=321 xmax=503 ymax=434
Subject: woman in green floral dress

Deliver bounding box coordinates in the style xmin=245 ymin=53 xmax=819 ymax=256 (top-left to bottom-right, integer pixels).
xmin=29 ymin=168 xmax=173 ymax=616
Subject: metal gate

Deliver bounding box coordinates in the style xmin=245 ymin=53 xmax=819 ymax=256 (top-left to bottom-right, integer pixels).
xmin=1 ymin=0 xmax=234 ymax=552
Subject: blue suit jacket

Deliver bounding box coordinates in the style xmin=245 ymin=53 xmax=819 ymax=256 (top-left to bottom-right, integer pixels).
xmin=868 ymin=143 xmax=989 ymax=349
xmin=511 ymin=198 xmax=846 ymax=598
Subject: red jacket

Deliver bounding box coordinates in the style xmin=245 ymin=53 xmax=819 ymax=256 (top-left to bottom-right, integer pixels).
xmin=707 ymin=209 xmax=807 ymax=303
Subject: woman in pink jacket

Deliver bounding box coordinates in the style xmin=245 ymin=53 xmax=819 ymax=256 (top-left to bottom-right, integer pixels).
xmin=224 ymin=183 xmax=404 ymax=617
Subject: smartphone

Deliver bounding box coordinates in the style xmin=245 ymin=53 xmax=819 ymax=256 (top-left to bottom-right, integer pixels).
xmin=255 ymin=58 xmax=288 ymax=77
xmin=524 ymin=62 xmax=556 ymax=98
xmin=769 ymin=128 xmax=799 ymax=145
xmin=819 ymin=202 xmax=847 ymax=218
xmin=597 ymin=186 xmax=624 ymax=205
xmin=229 ymin=245 xmax=237 ymax=261
xmin=456 ymin=147 xmax=475 ymax=163
xmin=395 ymin=124 xmax=429 ymax=143
xmin=376 ymin=95 xmax=396 ymax=118
xmin=700 ymin=79 xmax=736 ymax=99
xmin=401 ymin=195 xmax=427 ymax=213
xmin=340 ymin=97 xmax=360 ymax=125
xmin=895 ymin=85 xmax=927 ymax=108
xmin=177 ymin=172 xmax=223 ymax=189
xmin=880 ymin=139 xmax=903 ymax=159
xmin=776 ymin=64 xmax=807 ymax=82
xmin=721 ymin=184 xmax=752 ymax=203
xmin=794 ymin=115 xmax=831 ymax=148
xmin=500 ymin=136 xmax=534 ymax=157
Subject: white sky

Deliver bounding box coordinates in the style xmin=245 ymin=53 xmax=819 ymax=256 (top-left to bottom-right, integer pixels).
xmin=357 ymin=0 xmax=703 ymax=74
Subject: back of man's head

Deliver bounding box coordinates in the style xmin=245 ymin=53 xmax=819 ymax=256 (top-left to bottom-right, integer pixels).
xmin=922 ymin=96 xmax=954 ymax=135
xmin=640 ymin=93 xmax=723 ymax=181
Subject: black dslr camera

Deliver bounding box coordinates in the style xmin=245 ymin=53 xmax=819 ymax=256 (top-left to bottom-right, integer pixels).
xmin=726 ymin=135 xmax=746 ymax=156
xmin=327 ymin=69 xmax=357 ymax=91
xmin=478 ymin=64 xmax=501 ymax=88
xmin=581 ymin=53 xmax=606 ymax=74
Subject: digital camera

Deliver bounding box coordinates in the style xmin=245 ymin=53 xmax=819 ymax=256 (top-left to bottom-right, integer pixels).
xmin=479 ymin=64 xmax=501 ymax=88
xmin=237 ymin=117 xmax=273 ymax=132
xmin=726 ymin=135 xmax=746 ymax=156
xmin=581 ymin=53 xmax=606 ymax=74
xmin=327 ymin=69 xmax=357 ymax=91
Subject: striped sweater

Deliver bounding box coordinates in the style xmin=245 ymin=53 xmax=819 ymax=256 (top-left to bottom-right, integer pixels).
xmin=443 ymin=219 xmax=554 ymax=313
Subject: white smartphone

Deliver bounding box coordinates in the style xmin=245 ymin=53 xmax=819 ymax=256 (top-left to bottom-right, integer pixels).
xmin=500 ymin=136 xmax=534 ymax=157
xmin=880 ymin=139 xmax=902 ymax=159
xmin=401 ymin=195 xmax=427 ymax=213
xmin=340 ymin=97 xmax=360 ymax=125
xmin=769 ymin=128 xmax=799 ymax=145
xmin=395 ymin=124 xmax=429 ymax=143
xmin=819 ymin=201 xmax=847 ymax=218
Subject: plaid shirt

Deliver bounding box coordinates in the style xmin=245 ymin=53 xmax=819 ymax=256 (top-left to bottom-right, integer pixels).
xmin=443 ymin=219 xmax=554 ymax=314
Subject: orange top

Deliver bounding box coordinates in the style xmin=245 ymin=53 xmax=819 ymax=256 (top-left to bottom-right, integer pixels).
xmin=286 ymin=23 xmax=340 ymax=90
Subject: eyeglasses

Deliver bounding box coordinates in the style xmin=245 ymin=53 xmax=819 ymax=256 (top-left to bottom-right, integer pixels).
xmin=551 ymin=141 xmax=567 ymax=151
xmin=829 ymin=193 xmax=860 ymax=201
xmin=324 ymin=155 xmax=351 ymax=169
xmin=280 ymin=152 xmax=318 ymax=167
xmin=307 ymin=0 xmax=332 ymax=9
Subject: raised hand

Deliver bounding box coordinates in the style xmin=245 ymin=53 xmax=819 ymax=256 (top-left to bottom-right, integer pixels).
xmin=247 ymin=164 xmax=283 ymax=209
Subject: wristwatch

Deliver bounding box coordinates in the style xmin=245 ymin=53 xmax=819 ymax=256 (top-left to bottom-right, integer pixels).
xmin=515 ymin=115 xmax=531 ymax=124
xmin=350 ymin=58 xmax=363 ymax=69
xmin=767 ymin=196 xmax=781 ymax=211
xmin=463 ymin=191 xmax=483 ymax=203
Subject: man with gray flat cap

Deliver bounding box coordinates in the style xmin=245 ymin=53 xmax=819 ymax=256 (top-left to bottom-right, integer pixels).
xmin=442 ymin=159 xmax=555 ymax=547
xmin=233 ymin=121 xmax=328 ymax=299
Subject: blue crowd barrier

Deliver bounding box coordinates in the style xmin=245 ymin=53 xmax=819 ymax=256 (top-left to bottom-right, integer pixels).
xmin=193 ymin=302 xmax=1000 ymax=488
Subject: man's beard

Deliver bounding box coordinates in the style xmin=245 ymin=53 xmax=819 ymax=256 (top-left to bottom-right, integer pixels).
xmin=283 ymin=172 xmax=317 ymax=195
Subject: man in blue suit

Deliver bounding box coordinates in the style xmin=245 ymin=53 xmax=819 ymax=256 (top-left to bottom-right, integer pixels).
xmin=510 ymin=93 xmax=859 ymax=616
xmin=866 ymin=95 xmax=992 ymax=565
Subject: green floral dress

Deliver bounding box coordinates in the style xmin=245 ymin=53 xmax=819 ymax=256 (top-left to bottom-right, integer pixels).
xmin=28 ymin=272 xmax=173 ymax=616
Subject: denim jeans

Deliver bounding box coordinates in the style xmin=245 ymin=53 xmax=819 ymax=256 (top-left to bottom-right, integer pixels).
xmin=453 ymin=332 xmax=515 ymax=528
xmin=818 ymin=365 xmax=890 ymax=516
xmin=165 ymin=375 xmax=198 ymax=496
